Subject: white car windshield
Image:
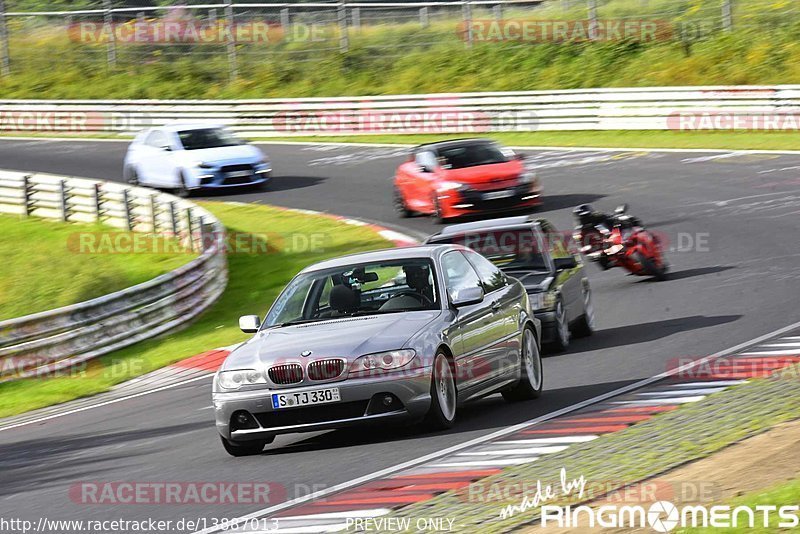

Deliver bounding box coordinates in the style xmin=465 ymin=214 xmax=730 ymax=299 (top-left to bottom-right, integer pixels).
xmin=178 ymin=128 xmax=243 ymax=150
xmin=263 ymin=258 xmax=439 ymax=327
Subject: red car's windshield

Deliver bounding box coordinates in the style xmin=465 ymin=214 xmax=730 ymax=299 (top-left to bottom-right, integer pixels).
xmin=438 ymin=144 xmax=509 ymax=169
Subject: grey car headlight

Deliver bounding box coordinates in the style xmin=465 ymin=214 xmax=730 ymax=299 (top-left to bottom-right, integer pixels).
xmin=350 ymin=349 xmax=416 ymax=374
xmin=218 ymin=369 xmax=267 ymax=390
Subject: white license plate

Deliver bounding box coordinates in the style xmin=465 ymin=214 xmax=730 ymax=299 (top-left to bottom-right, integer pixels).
xmin=483 ymin=190 xmax=514 ymax=201
xmin=272 ymin=387 xmax=340 ymax=409
xmin=227 ymin=170 xmax=252 ymax=178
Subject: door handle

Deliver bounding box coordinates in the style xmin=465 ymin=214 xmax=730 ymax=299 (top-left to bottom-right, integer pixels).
xmin=490 ymin=300 xmax=502 ymax=312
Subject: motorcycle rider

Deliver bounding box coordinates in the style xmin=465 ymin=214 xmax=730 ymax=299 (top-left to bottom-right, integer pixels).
xmin=573 ymin=204 xmax=643 ymax=269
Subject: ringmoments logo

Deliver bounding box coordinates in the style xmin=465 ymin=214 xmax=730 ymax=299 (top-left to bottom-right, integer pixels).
xmin=539 ymin=501 xmax=800 ymax=531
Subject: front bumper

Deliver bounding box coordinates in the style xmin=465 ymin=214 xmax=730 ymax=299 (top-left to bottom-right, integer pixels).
xmin=213 ymin=367 xmax=432 ymax=441
xmin=191 ymin=167 xmax=272 ymax=189
xmin=439 ymin=185 xmax=542 ymax=218
xmin=534 ymin=309 xmax=558 ymax=343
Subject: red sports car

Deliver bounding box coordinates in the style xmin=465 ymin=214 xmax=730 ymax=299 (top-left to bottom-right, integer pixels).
xmin=393 ymin=138 xmax=542 ymax=222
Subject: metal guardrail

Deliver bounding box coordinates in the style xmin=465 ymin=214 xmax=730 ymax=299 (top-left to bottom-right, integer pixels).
xmin=0 ymin=85 xmax=797 ymax=135
xmin=0 ymin=170 xmax=228 ymax=382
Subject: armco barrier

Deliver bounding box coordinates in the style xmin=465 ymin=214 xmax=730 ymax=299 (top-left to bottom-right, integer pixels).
xmin=0 ymin=170 xmax=227 ymax=382
xmin=0 ymin=85 xmax=799 ymax=135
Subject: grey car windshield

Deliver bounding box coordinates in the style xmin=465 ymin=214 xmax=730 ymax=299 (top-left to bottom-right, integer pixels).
xmin=432 ymin=230 xmax=549 ymax=271
xmin=438 ymin=143 xmax=508 ymax=169
xmin=264 ymin=258 xmax=439 ymax=327
xmin=178 ymin=128 xmax=243 ymax=150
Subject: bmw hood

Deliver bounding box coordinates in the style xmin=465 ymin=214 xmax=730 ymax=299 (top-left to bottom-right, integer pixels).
xmin=222 ymin=311 xmax=440 ymax=371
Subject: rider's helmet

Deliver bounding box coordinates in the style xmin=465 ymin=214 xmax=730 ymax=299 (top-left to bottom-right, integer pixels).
xmin=573 ymin=204 xmax=595 ymax=225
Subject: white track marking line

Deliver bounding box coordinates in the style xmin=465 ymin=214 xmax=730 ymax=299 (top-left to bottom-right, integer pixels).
xmin=613 ymin=396 xmax=706 ymax=406
xmin=193 ymin=318 xmax=800 ymax=534
xmin=760 ymin=343 xmax=800 ymax=348
xmin=277 ymin=510 xmax=390 ymax=521
xmin=666 ymin=381 xmax=747 ymax=387
xmin=430 ymin=458 xmax=540 ymax=468
xmin=0 ymin=373 xmax=214 ymax=433
xmin=455 ymin=446 xmax=568 ymax=456
xmin=738 ymin=350 xmax=799 ymax=356
xmin=638 ymin=388 xmax=729 ymax=396
xmin=496 ymin=436 xmax=599 ymax=445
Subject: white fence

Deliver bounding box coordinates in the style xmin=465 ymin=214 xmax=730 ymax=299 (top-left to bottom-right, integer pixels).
xmin=0 ymin=170 xmax=228 ymax=382
xmin=0 ymin=85 xmax=798 ymax=136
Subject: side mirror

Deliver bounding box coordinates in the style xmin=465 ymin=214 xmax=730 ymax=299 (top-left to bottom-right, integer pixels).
xmin=239 ymin=315 xmax=261 ymax=333
xmin=514 ymin=153 xmax=526 ymax=161
xmin=554 ymin=257 xmax=578 ymax=271
xmin=420 ymin=164 xmax=435 ymax=173
xmin=450 ymin=286 xmax=485 ymax=307
xmin=614 ymin=204 xmax=628 ymax=215
xmin=160 ymin=145 xmax=172 ymax=152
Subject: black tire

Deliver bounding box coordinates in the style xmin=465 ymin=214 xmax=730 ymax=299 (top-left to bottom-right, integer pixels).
xmin=394 ymin=186 xmax=412 ymax=218
xmin=124 ymin=166 xmax=139 ymax=187
xmin=503 ymin=326 xmax=543 ymax=402
xmin=571 ymin=287 xmax=595 ymax=338
xmin=423 ymin=352 xmax=457 ymax=430
xmin=634 ymin=252 xmax=668 ymax=281
xmin=547 ymin=300 xmax=570 ymax=352
xmin=176 ymin=172 xmax=191 ymax=198
xmin=220 ymin=435 xmax=272 ymax=457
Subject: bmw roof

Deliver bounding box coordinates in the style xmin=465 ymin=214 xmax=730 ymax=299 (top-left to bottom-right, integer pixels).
xmin=428 ymin=216 xmax=541 ymax=240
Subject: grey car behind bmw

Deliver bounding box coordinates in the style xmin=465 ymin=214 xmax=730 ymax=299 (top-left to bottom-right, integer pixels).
xmin=213 ymin=245 xmax=542 ymax=456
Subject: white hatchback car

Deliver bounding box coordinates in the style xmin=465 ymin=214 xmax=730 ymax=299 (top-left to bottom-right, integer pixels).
xmin=123 ymin=124 xmax=272 ymax=196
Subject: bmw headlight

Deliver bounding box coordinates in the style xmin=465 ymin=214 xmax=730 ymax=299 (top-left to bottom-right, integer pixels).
xmin=529 ymin=292 xmax=557 ymax=311
xmin=217 ymin=369 xmax=267 ymax=390
xmin=350 ymin=349 xmax=417 ymax=374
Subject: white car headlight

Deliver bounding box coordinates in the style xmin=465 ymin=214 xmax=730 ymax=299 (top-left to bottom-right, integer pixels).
xmin=606 ymin=244 xmax=624 ymax=255
xmin=437 ymin=181 xmax=465 ymax=192
xmin=218 ymin=369 xmax=267 ymax=390
xmin=350 ymin=349 xmax=416 ymax=374
xmin=519 ymin=171 xmax=536 ymax=184
xmin=529 ymin=292 xmax=557 ymax=311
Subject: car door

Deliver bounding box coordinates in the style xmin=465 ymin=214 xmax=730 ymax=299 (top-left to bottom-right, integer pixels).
xmin=137 ymin=129 xmax=176 ymax=187
xmin=441 ymin=250 xmax=496 ymax=395
xmin=541 ymin=221 xmax=582 ymax=322
xmin=463 ymin=249 xmax=520 ymax=384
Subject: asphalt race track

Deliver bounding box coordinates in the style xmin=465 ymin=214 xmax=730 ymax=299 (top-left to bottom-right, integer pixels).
xmin=1 ymin=139 xmax=799 ymax=529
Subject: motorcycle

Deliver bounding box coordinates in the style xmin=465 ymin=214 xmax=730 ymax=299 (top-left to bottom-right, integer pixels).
xmin=573 ymin=204 xmax=669 ymax=281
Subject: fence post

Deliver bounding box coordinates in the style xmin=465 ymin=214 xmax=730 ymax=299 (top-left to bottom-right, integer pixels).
xmin=149 ymin=194 xmax=158 ymax=233
xmin=22 ymin=175 xmax=32 ymax=217
xmin=169 ymin=201 xmax=178 ymax=235
xmin=208 ymin=8 xmax=217 ymax=24
xmin=493 ymin=3 xmax=503 ymax=20
xmin=93 ymin=183 xmax=103 ymax=222
xmin=587 ymin=0 xmax=599 ymax=40
xmin=224 ymin=1 xmax=238 ymax=80
xmin=280 ymin=8 xmax=290 ymax=32
xmin=338 ymin=2 xmax=349 ymax=53
xmin=722 ymin=0 xmax=733 ymax=31
xmin=351 ymin=7 xmax=360 ymax=31
xmin=122 ymin=189 xmax=134 ymax=230
xmin=462 ymin=1 xmax=473 ymax=49
xmin=0 ymin=0 xmax=10 ymax=76
xmin=185 ymin=207 xmax=195 ymax=252
xmin=59 ymin=179 xmax=70 ymax=222
xmin=103 ymin=0 xmax=116 ymax=68
xmin=419 ymin=6 xmax=429 ymax=28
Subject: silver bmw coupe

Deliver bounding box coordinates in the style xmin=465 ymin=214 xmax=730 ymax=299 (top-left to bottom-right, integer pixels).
xmin=213 ymin=245 xmax=543 ymax=456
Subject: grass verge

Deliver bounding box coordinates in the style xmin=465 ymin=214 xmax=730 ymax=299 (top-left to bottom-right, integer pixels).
xmin=0 ymin=202 xmax=390 ymax=418
xmin=0 ymin=214 xmax=191 ymax=319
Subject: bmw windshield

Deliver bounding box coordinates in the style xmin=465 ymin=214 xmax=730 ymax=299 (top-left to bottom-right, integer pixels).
xmin=431 ymin=230 xmax=549 ymax=271
xmin=263 ymin=258 xmax=440 ymax=327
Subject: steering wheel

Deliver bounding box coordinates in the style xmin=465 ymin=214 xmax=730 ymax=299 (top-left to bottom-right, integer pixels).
xmin=388 ymin=290 xmax=433 ymax=306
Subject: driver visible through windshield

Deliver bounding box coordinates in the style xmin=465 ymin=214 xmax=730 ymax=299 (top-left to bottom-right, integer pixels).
xmin=264 ymin=258 xmax=439 ymax=328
